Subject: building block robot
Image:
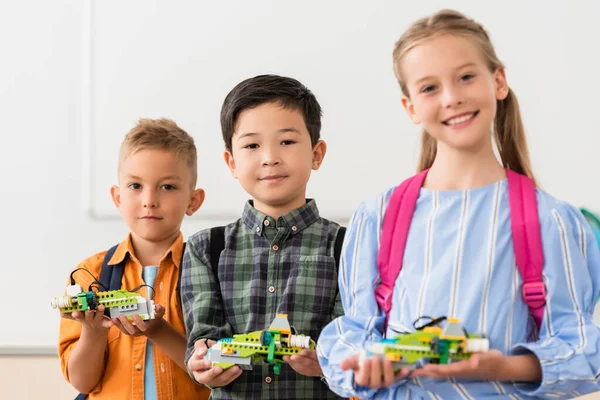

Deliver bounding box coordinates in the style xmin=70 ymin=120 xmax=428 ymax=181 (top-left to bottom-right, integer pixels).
xmin=363 ymin=317 xmax=489 ymax=371
xmin=51 ymin=283 xmax=154 ymax=320
xmin=207 ymin=314 xmax=314 ymax=375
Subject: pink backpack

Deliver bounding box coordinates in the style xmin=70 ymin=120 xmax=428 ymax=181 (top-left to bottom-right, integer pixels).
xmin=375 ymin=169 xmax=546 ymax=333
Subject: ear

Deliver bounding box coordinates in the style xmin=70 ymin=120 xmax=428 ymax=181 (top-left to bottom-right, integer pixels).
xmin=311 ymin=140 xmax=327 ymax=171
xmin=223 ymin=149 xmax=238 ymax=179
xmin=401 ymin=96 xmax=421 ymax=124
xmin=110 ymin=185 xmax=121 ymax=209
xmin=186 ymin=188 xmax=205 ymax=216
xmin=494 ymin=68 xmax=509 ymax=100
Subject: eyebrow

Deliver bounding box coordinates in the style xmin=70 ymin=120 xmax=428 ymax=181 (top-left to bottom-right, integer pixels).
xmin=236 ymin=128 xmax=302 ymax=140
xmin=126 ymin=174 xmax=182 ymax=181
xmin=413 ymin=62 xmax=478 ymax=86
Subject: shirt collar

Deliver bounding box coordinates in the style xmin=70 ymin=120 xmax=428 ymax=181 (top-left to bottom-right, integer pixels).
xmin=108 ymin=232 xmax=185 ymax=268
xmin=242 ymin=199 xmax=320 ymax=236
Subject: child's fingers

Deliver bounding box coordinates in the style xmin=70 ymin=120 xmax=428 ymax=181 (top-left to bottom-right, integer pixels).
xmin=382 ymin=357 xmax=395 ymax=387
xmin=84 ymin=310 xmax=96 ymax=324
xmin=194 ymin=338 xmax=209 ymax=352
xmin=284 ymin=356 xmax=315 ymax=376
xmin=131 ymin=314 xmax=148 ymax=332
xmin=94 ymin=306 xmax=106 ymax=322
xmin=101 ymin=318 xmax=114 ymax=329
xmin=291 ymin=354 xmax=322 ymax=374
xmin=117 ymin=316 xmax=140 ymax=335
xmin=154 ymin=304 xmax=165 ymax=318
xmin=210 ymin=366 xmax=242 ymax=387
xmin=288 ymin=354 xmax=312 ymax=368
xmin=61 ymin=311 xmax=76 ymax=320
xmin=340 ymin=354 xmax=360 ymax=372
xmin=354 ymin=357 xmax=370 ymax=386
xmin=299 ymin=349 xmax=318 ymax=361
xmin=112 ymin=317 xmax=132 ymax=335
xmin=188 ymin=357 xmax=212 ymax=372
xmin=369 ymin=356 xmax=383 ymax=389
xmin=194 ymin=338 xmax=216 ymax=354
xmin=394 ymin=368 xmax=411 ymax=380
xmin=194 ymin=365 xmax=224 ymax=384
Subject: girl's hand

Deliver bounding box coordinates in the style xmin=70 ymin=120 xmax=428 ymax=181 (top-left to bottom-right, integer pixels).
xmin=411 ymin=349 xmax=505 ymax=380
xmin=340 ymin=353 xmax=410 ymax=389
xmin=410 ymin=350 xmax=541 ymax=382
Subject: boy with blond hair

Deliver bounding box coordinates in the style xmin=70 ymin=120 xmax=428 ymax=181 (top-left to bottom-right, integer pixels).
xmin=58 ymin=118 xmax=210 ymax=400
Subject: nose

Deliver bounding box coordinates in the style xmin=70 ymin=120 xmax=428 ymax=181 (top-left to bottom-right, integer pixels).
xmin=142 ymin=189 xmax=158 ymax=209
xmin=261 ymin=145 xmax=281 ymax=167
xmin=442 ymin=84 xmax=464 ymax=108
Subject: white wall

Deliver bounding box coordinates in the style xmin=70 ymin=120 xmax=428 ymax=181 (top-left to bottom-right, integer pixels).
xmin=1 ymin=0 xmax=600 ymax=382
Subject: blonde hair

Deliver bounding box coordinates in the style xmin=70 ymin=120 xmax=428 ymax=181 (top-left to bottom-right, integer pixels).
xmin=393 ymin=9 xmax=536 ymax=184
xmin=119 ymin=118 xmax=197 ymax=187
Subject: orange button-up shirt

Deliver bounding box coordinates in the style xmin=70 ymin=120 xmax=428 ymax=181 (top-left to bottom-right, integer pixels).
xmin=58 ymin=233 xmax=210 ymax=400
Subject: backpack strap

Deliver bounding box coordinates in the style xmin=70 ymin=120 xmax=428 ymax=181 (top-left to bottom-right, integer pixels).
xmin=210 ymin=226 xmax=226 ymax=272
xmin=376 ymin=170 xmax=428 ymax=332
xmin=75 ymin=245 xmax=126 ymax=399
xmin=334 ymin=227 xmax=346 ymax=270
xmin=506 ymin=169 xmax=545 ymax=332
xmin=99 ymin=244 xmax=127 ymax=317
xmin=375 ymin=169 xmax=546 ymax=334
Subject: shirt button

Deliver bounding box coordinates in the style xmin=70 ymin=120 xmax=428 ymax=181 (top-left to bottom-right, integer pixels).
xmin=135 ymin=364 xmax=142 ymax=371
xmin=256 ymin=226 xmax=261 ymax=233
xmin=272 ymin=245 xmax=279 ymax=251
xmin=265 ymin=376 xmax=272 ymax=384
xmin=268 ymin=286 xmax=275 ymax=293
xmin=291 ymin=225 xmax=297 ymax=232
xmin=159 ymin=282 xmax=163 ymax=291
xmin=160 ymin=363 xmax=165 ymax=372
xmin=264 ymin=220 xmax=270 ymax=226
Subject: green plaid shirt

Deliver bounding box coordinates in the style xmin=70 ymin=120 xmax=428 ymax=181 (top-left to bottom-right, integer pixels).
xmin=181 ymin=200 xmax=345 ymax=400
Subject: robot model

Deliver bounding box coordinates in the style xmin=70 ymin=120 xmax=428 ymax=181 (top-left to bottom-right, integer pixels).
xmin=363 ymin=317 xmax=489 ymax=371
xmin=51 ymin=283 xmax=154 ymax=320
xmin=207 ymin=314 xmax=313 ymax=375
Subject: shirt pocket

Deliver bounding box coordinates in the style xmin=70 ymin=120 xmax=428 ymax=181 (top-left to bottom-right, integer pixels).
xmin=292 ymin=255 xmax=338 ymax=314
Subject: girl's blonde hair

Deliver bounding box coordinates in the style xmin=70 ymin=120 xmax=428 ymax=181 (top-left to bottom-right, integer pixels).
xmin=393 ymin=9 xmax=536 ymax=184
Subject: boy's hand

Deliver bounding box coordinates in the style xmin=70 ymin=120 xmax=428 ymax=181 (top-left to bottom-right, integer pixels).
xmin=111 ymin=304 xmax=166 ymax=338
xmin=341 ymin=353 xmax=410 ymax=389
xmin=283 ymin=349 xmax=322 ymax=377
xmin=188 ymin=338 xmax=242 ymax=387
xmin=61 ymin=304 xmax=113 ymax=334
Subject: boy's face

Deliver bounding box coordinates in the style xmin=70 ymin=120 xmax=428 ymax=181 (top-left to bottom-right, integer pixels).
xmin=111 ymin=149 xmax=204 ymax=246
xmin=224 ymin=102 xmax=326 ymax=217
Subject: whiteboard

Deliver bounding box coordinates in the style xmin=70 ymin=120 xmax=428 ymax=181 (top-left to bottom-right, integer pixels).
xmin=86 ymin=0 xmax=600 ymax=222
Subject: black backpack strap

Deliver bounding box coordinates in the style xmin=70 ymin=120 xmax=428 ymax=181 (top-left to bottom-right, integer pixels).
xmin=75 ymin=245 xmax=123 ymax=400
xmin=99 ymin=245 xmax=127 ymax=316
xmin=210 ymin=226 xmax=226 ymax=271
xmin=333 ymin=226 xmax=346 ymax=270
